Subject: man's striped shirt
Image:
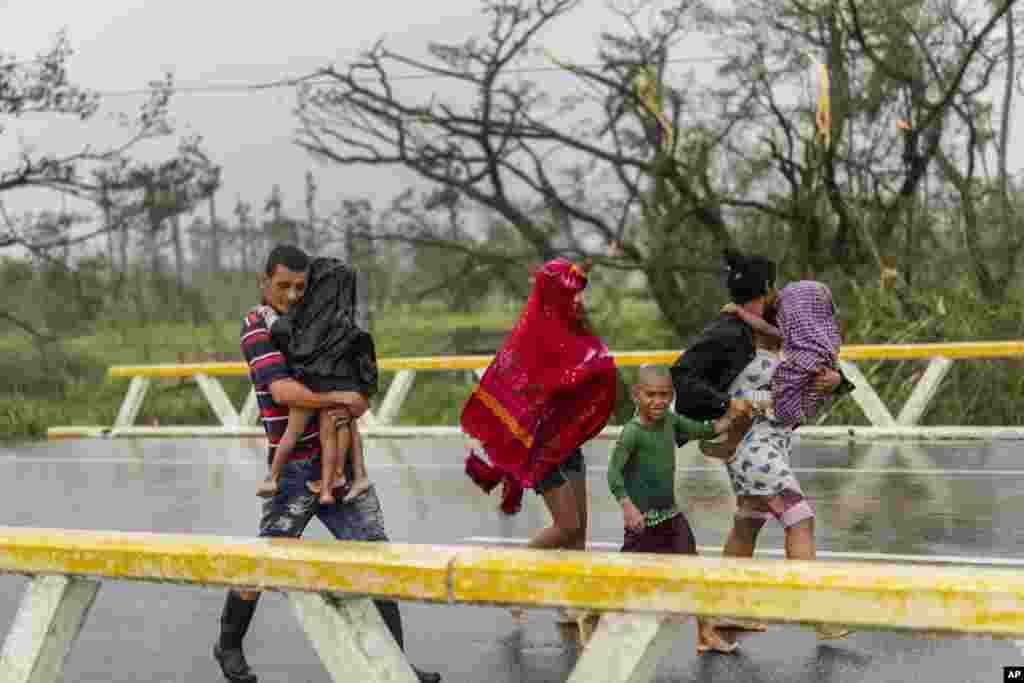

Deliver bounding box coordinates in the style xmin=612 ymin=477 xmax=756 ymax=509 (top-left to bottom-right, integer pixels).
xmin=240 ymin=304 xmax=320 ymax=462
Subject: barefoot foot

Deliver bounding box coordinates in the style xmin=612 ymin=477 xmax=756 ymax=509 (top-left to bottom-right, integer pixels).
xmin=343 ymin=477 xmax=371 ymax=502
xmin=697 ymin=626 xmax=739 ymax=655
xmin=815 ymin=624 xmax=851 ymax=640
xmin=716 ymin=618 xmax=768 ymax=632
xmin=577 ymin=613 xmax=600 ymax=648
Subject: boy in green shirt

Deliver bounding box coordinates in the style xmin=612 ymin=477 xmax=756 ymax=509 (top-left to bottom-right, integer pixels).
xmin=607 ymin=365 xmax=744 ymax=655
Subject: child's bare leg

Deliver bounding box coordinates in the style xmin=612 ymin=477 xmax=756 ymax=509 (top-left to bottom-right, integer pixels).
xmin=309 ymin=410 xmax=343 ymax=504
xmin=343 ymin=420 xmax=371 ymax=501
xmin=257 ymin=406 xmax=311 ymax=498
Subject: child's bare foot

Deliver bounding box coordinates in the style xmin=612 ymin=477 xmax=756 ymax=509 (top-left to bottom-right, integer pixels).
xmin=343 ymin=476 xmax=371 ymax=502
xmin=307 ymin=477 xmax=347 ymax=494
xmin=577 ymin=613 xmax=600 ymax=648
xmin=815 ymin=624 xmax=851 ymax=640
xmin=320 ymin=489 xmax=336 ymax=505
xmin=697 ymin=624 xmax=739 ymax=655
xmin=716 ymin=618 xmax=769 ymax=632
xmin=256 ymin=478 xmax=279 ymax=498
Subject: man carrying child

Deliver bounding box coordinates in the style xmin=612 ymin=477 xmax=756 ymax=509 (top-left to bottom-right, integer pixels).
xmin=214 ymin=244 xmax=440 ymax=683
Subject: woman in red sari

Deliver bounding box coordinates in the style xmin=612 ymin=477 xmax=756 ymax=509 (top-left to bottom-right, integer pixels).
xmin=461 ymin=257 xmax=617 ymax=552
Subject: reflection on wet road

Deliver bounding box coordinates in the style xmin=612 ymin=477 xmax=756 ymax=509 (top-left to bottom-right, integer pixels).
xmin=0 ymin=436 xmax=1021 ymax=682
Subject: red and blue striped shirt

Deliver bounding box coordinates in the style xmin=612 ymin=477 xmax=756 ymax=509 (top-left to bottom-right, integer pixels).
xmin=240 ymin=304 xmax=320 ymax=462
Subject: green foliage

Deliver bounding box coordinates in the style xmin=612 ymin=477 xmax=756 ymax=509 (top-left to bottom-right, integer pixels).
xmin=38 ymin=257 xmax=107 ymax=334
xmin=814 ymin=274 xmax=1024 ymax=427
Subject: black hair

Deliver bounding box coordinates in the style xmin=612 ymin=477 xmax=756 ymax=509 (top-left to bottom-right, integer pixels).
xmin=723 ymin=248 xmax=776 ymax=304
xmin=264 ymin=244 xmax=309 ymax=277
xmin=722 ymin=248 xmax=745 ymax=271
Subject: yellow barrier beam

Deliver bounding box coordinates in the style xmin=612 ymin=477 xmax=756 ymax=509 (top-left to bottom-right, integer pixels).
xmin=2 ymin=528 xmax=1024 ymax=636
xmin=840 ymin=340 xmax=1024 ymax=361
xmin=108 ymin=342 xmax=1024 ymax=378
xmin=450 ymin=546 xmax=1024 ymax=636
xmin=104 ymin=341 xmax=1024 ymax=379
xmin=108 ymin=363 xmax=247 ymax=378
xmin=0 ymin=527 xmax=451 ymax=602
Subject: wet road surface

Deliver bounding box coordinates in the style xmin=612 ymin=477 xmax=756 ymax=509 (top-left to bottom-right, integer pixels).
xmin=0 ymin=436 xmax=1022 ymax=682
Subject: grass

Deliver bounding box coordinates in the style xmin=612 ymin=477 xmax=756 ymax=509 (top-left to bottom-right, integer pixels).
xmin=0 ymin=299 xmax=675 ymax=440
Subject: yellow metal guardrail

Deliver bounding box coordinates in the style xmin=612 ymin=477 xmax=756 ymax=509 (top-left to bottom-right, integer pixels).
xmin=44 ymin=340 xmax=1024 ymax=442
xmin=1 ymin=526 xmax=1023 ymax=634
xmin=2 ymin=525 xmax=1024 ymax=683
xmin=102 ymin=341 xmax=1024 ymax=378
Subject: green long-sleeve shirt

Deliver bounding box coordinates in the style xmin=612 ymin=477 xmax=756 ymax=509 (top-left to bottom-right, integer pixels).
xmin=608 ymin=413 xmax=717 ymax=523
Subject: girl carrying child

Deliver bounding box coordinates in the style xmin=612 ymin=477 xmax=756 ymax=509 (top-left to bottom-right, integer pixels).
xmin=256 ymin=257 xmax=377 ymax=505
xmin=702 ymin=280 xmax=852 ymax=640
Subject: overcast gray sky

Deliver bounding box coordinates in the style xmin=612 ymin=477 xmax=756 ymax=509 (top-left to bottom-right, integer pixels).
xmin=3 ymin=0 xmax=718 ymax=222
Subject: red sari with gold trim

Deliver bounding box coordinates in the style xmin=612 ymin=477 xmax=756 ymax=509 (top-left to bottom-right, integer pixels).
xmin=460 ymin=259 xmax=617 ymax=500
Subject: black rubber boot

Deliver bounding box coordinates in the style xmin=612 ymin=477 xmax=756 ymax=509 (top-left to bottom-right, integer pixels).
xmin=375 ymin=599 xmax=441 ymax=682
xmin=214 ymin=591 xmax=260 ymax=683
xmin=413 ymin=667 xmax=442 ymax=683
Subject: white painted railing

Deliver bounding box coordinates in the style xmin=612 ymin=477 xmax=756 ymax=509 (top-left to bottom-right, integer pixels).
xmin=3 ymin=527 xmax=1024 ymax=683
xmin=47 ymin=342 xmax=1024 ymax=442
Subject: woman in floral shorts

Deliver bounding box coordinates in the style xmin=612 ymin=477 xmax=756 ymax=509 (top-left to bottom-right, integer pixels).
xmin=701 ymin=284 xmax=851 ymax=640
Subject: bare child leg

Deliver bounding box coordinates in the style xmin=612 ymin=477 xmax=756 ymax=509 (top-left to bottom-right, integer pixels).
xmin=257 ymin=406 xmax=311 ymax=498
xmin=342 ymin=419 xmax=371 ymax=502
xmin=309 ymin=410 xmax=345 ymax=505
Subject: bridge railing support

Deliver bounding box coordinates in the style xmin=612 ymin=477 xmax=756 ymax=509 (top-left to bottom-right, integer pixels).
xmin=46 ymin=341 xmax=1024 ymax=441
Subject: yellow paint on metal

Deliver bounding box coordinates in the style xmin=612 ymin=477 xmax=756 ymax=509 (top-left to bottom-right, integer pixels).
xmin=46 ymin=427 xmax=108 ymax=440
xmin=450 ymin=547 xmax=1024 ymax=636
xmin=0 ymin=528 xmax=452 ymax=602
xmin=3 ymin=529 xmax=1024 ymax=635
xmin=108 ymin=362 xmax=247 ymax=378
xmin=105 ymin=341 xmax=1024 ymax=379
xmin=839 ymin=341 xmax=1024 ymax=360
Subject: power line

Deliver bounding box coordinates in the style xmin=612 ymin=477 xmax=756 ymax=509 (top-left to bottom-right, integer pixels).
xmin=90 ymin=55 xmax=732 ymax=98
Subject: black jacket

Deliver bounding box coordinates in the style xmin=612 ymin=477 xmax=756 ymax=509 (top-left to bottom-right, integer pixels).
xmin=670 ymin=313 xmax=855 ymax=446
xmin=671 ymin=314 xmax=755 ymax=424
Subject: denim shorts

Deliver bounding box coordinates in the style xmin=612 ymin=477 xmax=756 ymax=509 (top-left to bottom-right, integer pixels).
xmin=533 ymin=448 xmax=585 ymax=494
xmin=258 ymin=456 xmax=387 ymax=541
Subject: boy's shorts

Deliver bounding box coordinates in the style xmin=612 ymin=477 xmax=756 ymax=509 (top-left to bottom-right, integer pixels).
xmin=621 ymin=513 xmax=697 ymax=556
xmin=735 ymin=488 xmax=814 ymax=528
xmin=534 ymin=448 xmax=585 ymax=494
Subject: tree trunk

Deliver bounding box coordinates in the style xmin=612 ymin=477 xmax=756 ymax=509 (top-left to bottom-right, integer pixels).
xmin=996 ymin=5 xmax=1019 ymax=289
xmin=103 ymin=199 xmax=115 ymax=268
xmin=119 ymin=217 xmax=130 ymax=274
xmin=171 ymin=213 xmax=185 ymax=298
xmin=147 ymin=213 xmax=162 ymax=278
xmin=239 ymin=215 xmax=250 ymax=274
xmin=208 ymin=194 xmax=221 ymax=274
xmin=644 ymin=262 xmax=692 ymax=339
xmin=305 ymin=171 xmax=318 ymax=254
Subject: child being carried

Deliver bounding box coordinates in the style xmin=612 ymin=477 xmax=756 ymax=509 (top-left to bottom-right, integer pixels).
xmin=256 ymin=257 xmax=378 ymax=505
